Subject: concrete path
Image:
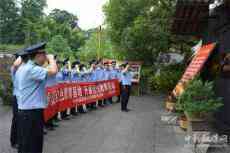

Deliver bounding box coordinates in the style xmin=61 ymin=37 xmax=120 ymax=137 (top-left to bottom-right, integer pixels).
xmin=0 ymin=95 xmax=228 ymax=153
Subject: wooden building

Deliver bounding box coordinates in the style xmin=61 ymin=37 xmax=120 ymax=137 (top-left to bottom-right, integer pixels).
xmin=171 ymin=0 xmax=230 ymax=129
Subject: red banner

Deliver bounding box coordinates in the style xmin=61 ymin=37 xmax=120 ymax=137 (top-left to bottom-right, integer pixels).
xmin=43 ymin=79 xmax=120 ymax=122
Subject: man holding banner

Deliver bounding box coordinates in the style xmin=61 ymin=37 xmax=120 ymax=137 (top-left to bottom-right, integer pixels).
xmin=104 ymin=61 xmax=113 ymax=105
xmin=110 ymin=60 xmax=121 ymax=103
xmin=14 ymin=42 xmax=58 ymax=153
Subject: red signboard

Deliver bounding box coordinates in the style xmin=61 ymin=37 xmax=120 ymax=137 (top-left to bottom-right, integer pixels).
xmin=181 ymin=43 xmax=216 ymax=82
xmin=171 ymin=43 xmax=216 ymax=98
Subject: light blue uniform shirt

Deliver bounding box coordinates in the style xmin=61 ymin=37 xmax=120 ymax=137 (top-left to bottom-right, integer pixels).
xmin=61 ymin=68 xmax=70 ymax=82
xmin=46 ymin=75 xmax=57 ymax=87
xmin=80 ymin=72 xmax=90 ymax=82
xmin=89 ymin=69 xmax=97 ymax=81
xmin=16 ymin=60 xmax=48 ymax=110
xmin=104 ymin=69 xmax=111 ymax=80
xmin=56 ymin=71 xmax=64 ymax=83
xmin=95 ymin=67 xmax=105 ymax=81
xmin=121 ymin=71 xmax=133 ymax=86
xmin=71 ymin=70 xmax=80 ymax=82
xmin=110 ymin=68 xmax=119 ymax=80
xmin=117 ymin=70 xmax=122 ymax=82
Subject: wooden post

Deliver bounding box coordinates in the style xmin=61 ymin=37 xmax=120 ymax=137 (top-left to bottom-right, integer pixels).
xmin=97 ymin=26 xmax=102 ymax=60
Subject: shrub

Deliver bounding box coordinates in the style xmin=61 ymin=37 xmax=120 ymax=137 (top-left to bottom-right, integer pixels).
xmin=138 ymin=66 xmax=154 ymax=94
xmin=176 ymin=78 xmax=223 ymax=115
xmin=149 ymin=64 xmax=184 ymax=93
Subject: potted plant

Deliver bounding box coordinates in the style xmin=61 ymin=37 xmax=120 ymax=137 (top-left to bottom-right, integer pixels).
xmin=176 ymin=78 xmax=223 ymax=122
xmin=178 ymin=113 xmax=188 ymax=130
xmin=165 ymin=94 xmax=177 ymax=112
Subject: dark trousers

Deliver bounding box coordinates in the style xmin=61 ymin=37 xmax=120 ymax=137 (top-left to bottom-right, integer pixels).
xmin=104 ymin=98 xmax=112 ymax=104
xmin=18 ymin=109 xmax=44 ymax=153
xmin=116 ymin=83 xmax=122 ymax=103
xmin=108 ymin=97 xmax=112 ymax=104
xmin=98 ymin=100 xmax=104 ymax=106
xmin=121 ymin=85 xmax=131 ymax=110
xmin=10 ymin=96 xmax=18 ymax=146
xmin=61 ymin=110 xmax=69 ymax=118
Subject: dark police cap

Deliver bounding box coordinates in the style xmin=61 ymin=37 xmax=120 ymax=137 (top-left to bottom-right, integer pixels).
xmin=54 ymin=54 xmax=58 ymax=60
xmin=57 ymin=60 xmax=64 ymax=65
xmin=89 ymin=59 xmax=96 ymax=65
xmin=24 ymin=42 xmax=47 ymax=54
xmin=63 ymin=58 xmax=70 ymax=65
xmin=120 ymin=63 xmax=127 ymax=67
xmin=73 ymin=60 xmax=81 ymax=65
xmin=111 ymin=60 xmax=116 ymax=64
xmin=14 ymin=48 xmax=28 ymax=58
xmin=124 ymin=61 xmax=129 ymax=65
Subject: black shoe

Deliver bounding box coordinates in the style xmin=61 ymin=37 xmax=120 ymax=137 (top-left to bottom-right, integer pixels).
xmin=63 ymin=116 xmax=70 ymax=120
xmin=52 ymin=122 xmax=59 ymax=127
xmin=11 ymin=144 xmax=18 ymax=149
xmin=99 ymin=104 xmax=105 ymax=107
xmin=71 ymin=112 xmax=78 ymax=116
xmin=43 ymin=129 xmax=48 ymax=135
xmin=126 ymin=108 xmax=131 ymax=112
xmin=92 ymin=105 xmax=97 ymax=110
xmin=122 ymin=109 xmax=131 ymax=112
xmin=54 ymin=118 xmax=61 ymax=122
xmin=46 ymin=126 xmax=55 ymax=131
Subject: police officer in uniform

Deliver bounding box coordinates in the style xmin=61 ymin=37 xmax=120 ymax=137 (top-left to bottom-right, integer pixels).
xmin=104 ymin=61 xmax=113 ymax=105
xmin=88 ymin=60 xmax=102 ymax=109
xmin=44 ymin=56 xmax=60 ymax=131
xmin=14 ymin=42 xmax=58 ymax=153
xmin=60 ymin=58 xmax=71 ymax=119
xmin=54 ymin=60 xmax=66 ymax=120
xmin=110 ymin=60 xmax=120 ymax=103
xmin=91 ymin=60 xmax=105 ymax=107
xmin=10 ymin=50 xmax=28 ymax=149
xmin=70 ymin=60 xmax=81 ymax=116
xmin=78 ymin=63 xmax=91 ymax=112
xmin=120 ymin=62 xmax=133 ymax=112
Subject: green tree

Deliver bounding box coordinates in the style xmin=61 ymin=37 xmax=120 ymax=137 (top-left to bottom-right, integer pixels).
xmin=103 ymin=0 xmax=177 ymax=64
xmin=0 ymin=0 xmax=22 ymax=44
xmin=49 ymin=9 xmax=78 ymax=26
xmin=20 ymin=0 xmax=47 ymax=44
xmin=104 ymin=0 xmax=150 ymax=46
xmin=21 ymin=0 xmax=47 ymax=22
xmin=47 ymin=35 xmax=72 ymax=59
xmin=69 ymin=30 xmax=86 ymax=51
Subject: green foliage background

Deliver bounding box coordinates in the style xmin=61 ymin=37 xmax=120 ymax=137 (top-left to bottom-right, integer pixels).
xmin=0 ymin=0 xmax=198 ymax=102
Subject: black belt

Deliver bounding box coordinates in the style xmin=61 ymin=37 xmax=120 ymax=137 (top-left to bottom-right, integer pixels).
xmin=122 ymin=85 xmax=131 ymax=88
xmin=18 ymin=109 xmax=43 ymax=113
